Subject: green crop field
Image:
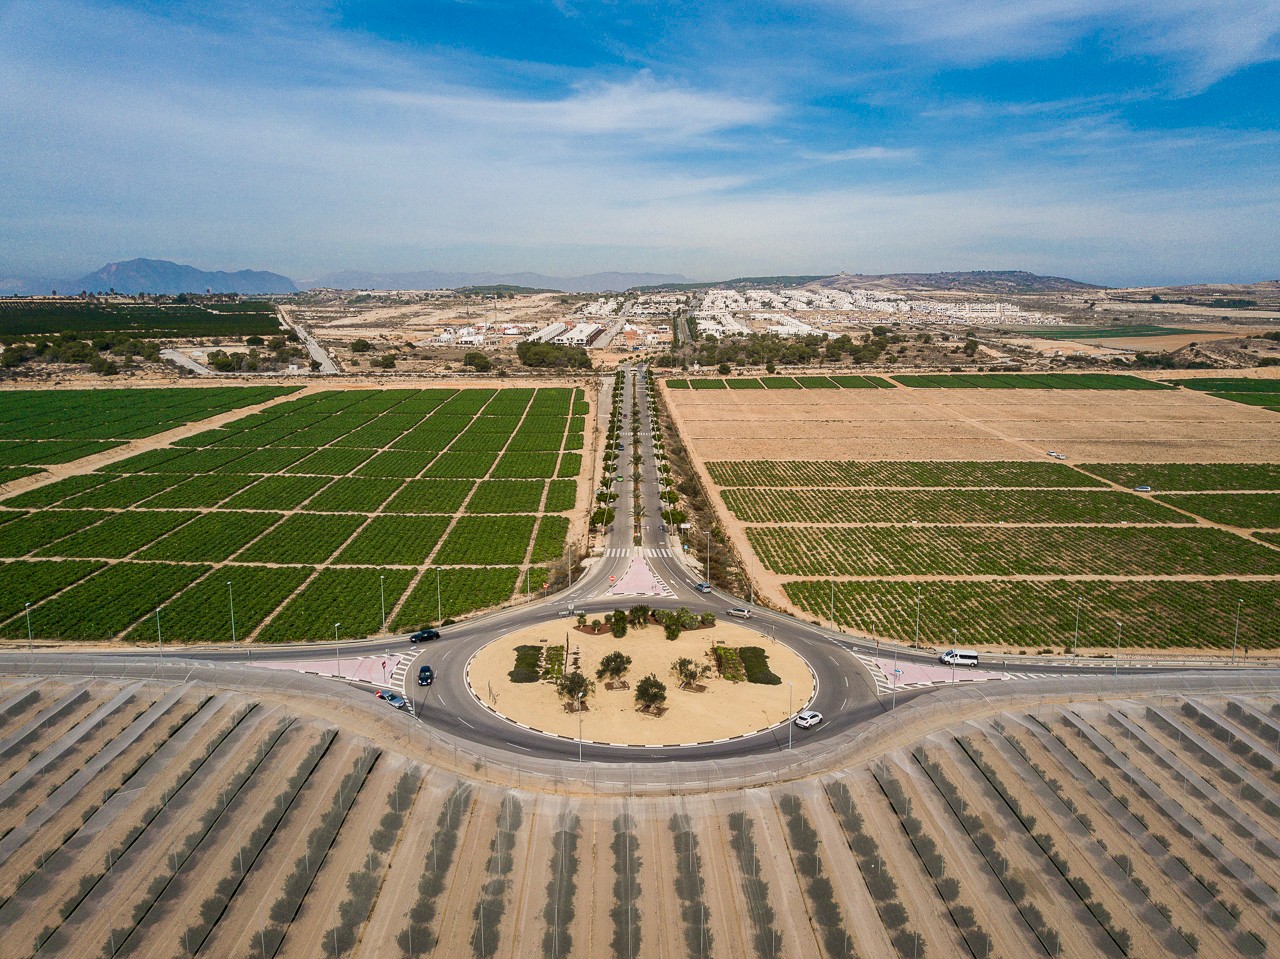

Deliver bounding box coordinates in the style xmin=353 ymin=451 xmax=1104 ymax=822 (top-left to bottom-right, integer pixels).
xmin=1082 ymin=462 xmax=1280 ymax=490
xmin=0 ymin=388 xmax=293 ymax=457
xmin=1156 ymin=493 xmax=1280 ymax=529
xmin=0 ymin=385 xmax=588 ymax=643
xmin=785 ymin=579 xmax=1279 ymax=650
xmin=708 ymin=460 xmax=1101 ymax=488
xmin=722 ymin=487 xmax=1185 ymax=525
xmin=748 ymin=525 xmax=1280 ymax=577
xmin=704 ymin=451 xmax=1280 ymax=649
xmin=0 ymin=300 xmax=285 ymax=337
xmin=1028 ymin=324 xmax=1197 ymax=339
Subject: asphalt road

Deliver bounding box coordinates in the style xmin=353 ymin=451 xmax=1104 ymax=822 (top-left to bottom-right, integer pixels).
xmin=139 ymin=364 xmax=1233 ymax=764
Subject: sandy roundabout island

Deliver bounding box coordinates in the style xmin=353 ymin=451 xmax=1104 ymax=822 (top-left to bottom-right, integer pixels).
xmin=466 ymin=618 xmax=817 ymax=746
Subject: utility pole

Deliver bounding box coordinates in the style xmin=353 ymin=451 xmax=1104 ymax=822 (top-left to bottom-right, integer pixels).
xmin=1231 ymin=599 xmax=1243 ymax=664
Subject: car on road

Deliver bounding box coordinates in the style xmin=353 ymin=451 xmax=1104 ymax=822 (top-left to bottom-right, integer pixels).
xmin=939 ymin=649 xmax=980 ymax=667
xmin=418 ymin=664 xmax=434 ymax=687
xmin=375 ymin=690 xmax=409 ymax=710
xmin=410 ymin=628 xmax=440 ymax=644
xmin=794 ymin=710 xmax=823 ymax=729
xmin=726 ymin=607 xmax=752 ymax=619
xmin=1134 ymin=485 xmax=1153 ymax=493
xmin=695 ymin=582 xmax=712 ymax=593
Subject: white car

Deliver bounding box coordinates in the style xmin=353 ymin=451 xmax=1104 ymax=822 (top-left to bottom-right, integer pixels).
xmin=726 ymin=607 xmax=752 ymax=619
xmin=1134 ymin=485 xmax=1153 ymax=492
xmin=794 ymin=710 xmax=823 ymax=729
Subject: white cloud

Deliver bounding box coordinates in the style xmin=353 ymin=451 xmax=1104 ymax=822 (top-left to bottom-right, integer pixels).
xmin=812 ymin=0 xmax=1280 ymax=90
xmin=799 ymin=146 xmax=918 ymax=162
xmin=361 ymin=73 xmax=777 ymax=141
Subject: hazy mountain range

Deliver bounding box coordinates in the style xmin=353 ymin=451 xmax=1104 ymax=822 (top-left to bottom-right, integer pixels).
xmin=0 ymin=258 xmax=297 ymax=296
xmin=0 ymin=260 xmax=688 ymax=296
xmin=304 ymin=268 xmax=690 ymax=293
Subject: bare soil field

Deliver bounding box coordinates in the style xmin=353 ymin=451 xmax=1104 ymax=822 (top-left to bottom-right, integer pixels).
xmin=1 ymin=671 xmax=1277 ymax=959
xmin=663 ymin=384 xmax=1280 ymax=463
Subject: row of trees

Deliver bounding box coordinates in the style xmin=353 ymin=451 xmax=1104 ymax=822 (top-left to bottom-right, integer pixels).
xmin=575 ymin=605 xmax=715 ymax=641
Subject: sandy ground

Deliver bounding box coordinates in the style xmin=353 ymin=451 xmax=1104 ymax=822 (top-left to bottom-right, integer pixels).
xmin=467 ymin=619 xmax=815 ymax=745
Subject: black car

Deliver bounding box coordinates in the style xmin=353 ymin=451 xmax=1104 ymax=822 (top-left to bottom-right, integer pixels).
xmin=410 ymin=628 xmax=440 ymax=644
xmin=417 ymin=664 xmax=434 ymax=686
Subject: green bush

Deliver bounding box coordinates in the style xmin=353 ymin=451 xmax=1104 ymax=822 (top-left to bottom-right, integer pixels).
xmin=510 ymin=645 xmax=542 ymax=683
xmin=738 ymin=647 xmax=781 ymax=684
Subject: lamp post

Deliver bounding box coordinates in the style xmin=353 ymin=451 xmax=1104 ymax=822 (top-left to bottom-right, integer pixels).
xmin=379 ymin=574 xmax=387 ymax=635
xmin=228 ymin=581 xmax=236 ymax=644
xmin=1231 ymin=599 xmax=1243 ymax=665
xmin=914 ymin=585 xmax=921 ymax=648
xmin=1073 ymin=594 xmax=1082 ymax=658
xmin=1115 ymin=620 xmax=1122 ymax=677
xmin=787 ymin=682 xmax=794 ymax=751
xmin=25 ymin=601 xmax=33 ymax=653
xmin=951 ymin=628 xmax=958 ymax=684
xmin=705 ymin=530 xmax=711 ymax=585
xmin=892 ymin=644 xmax=899 ymax=709
xmin=577 ymin=692 xmax=585 ymax=762
xmin=334 ymin=622 xmax=342 ymax=677
xmin=434 ymin=567 xmax=442 ymax=626
xmin=829 ymin=573 xmax=836 ymax=632
xmin=156 ymin=608 xmax=163 ymax=658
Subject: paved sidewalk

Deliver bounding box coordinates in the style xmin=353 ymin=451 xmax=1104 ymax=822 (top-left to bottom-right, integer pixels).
xmin=254 ymin=652 xmax=402 ymax=686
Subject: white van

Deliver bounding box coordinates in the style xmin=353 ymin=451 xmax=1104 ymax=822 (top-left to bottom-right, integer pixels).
xmin=939 ymin=649 xmax=979 ymax=667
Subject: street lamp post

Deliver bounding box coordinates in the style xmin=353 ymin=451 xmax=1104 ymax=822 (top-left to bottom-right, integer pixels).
xmin=1231 ymin=599 xmax=1243 ymax=664
xmin=379 ymin=574 xmax=387 ymax=635
xmin=829 ymin=574 xmax=836 ymax=632
xmin=951 ymin=628 xmax=958 ymax=685
xmin=914 ymin=585 xmax=921 ymax=648
xmin=156 ymin=608 xmax=163 ymax=658
xmin=25 ymin=601 xmax=32 ymax=653
xmin=787 ymin=682 xmax=793 ymax=751
xmin=577 ymin=692 xmax=585 ymax=762
xmin=705 ymin=530 xmax=711 ymax=585
xmin=435 ymin=567 xmax=442 ymax=626
xmin=228 ymin=582 xmax=236 ymax=644
xmin=1115 ymin=621 xmax=1122 ymax=677
xmin=892 ymin=644 xmax=899 ymax=709
xmin=334 ymin=622 xmax=342 ymax=677
xmin=1073 ymin=594 xmax=1082 ymax=657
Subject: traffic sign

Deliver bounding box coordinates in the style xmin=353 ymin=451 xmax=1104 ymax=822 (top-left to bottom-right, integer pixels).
xmin=609 ymin=575 xmax=616 ymax=583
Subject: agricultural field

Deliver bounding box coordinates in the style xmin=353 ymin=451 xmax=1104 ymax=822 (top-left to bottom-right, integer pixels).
xmin=1168 ymin=377 xmax=1280 ymax=413
xmin=0 ymin=385 xmax=589 ymax=644
xmin=0 ymin=299 xmax=284 ymax=337
xmin=664 ymin=378 xmax=1280 ymax=652
xmin=1 ymin=672 xmax=1275 ymax=959
xmin=0 ymin=388 xmax=294 ymax=474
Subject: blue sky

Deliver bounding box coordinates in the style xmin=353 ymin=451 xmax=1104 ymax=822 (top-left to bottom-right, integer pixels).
xmin=2 ymin=0 xmax=1278 ymax=285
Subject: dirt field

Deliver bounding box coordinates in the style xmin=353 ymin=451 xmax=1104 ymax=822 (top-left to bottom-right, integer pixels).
xmin=3 ymin=672 xmax=1276 ymax=959
xmin=663 ymin=384 xmax=1280 ymax=463
xmin=467 ymin=619 xmax=814 ymax=745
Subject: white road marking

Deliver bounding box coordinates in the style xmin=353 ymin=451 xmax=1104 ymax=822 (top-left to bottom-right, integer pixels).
xmin=505 ymin=741 xmax=532 ymax=751
xmin=458 ymin=718 xmax=474 ymax=729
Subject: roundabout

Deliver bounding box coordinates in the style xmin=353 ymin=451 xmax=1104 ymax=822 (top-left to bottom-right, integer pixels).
xmin=464 ymin=618 xmax=816 ymax=747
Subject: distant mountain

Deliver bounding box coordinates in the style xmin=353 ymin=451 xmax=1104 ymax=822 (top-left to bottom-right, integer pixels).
xmin=0 ymin=274 xmax=60 ymax=296
xmin=306 ymin=269 xmax=689 ymax=294
xmin=70 ymin=258 xmax=298 ymax=295
xmin=631 ymin=275 xmax=828 ymax=292
xmin=819 ymin=270 xmax=1103 ymax=294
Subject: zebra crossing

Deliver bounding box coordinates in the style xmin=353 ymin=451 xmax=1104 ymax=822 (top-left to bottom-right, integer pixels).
xmin=600 ymin=546 xmax=679 ymax=558
xmin=852 ymin=652 xmax=1051 ymax=696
